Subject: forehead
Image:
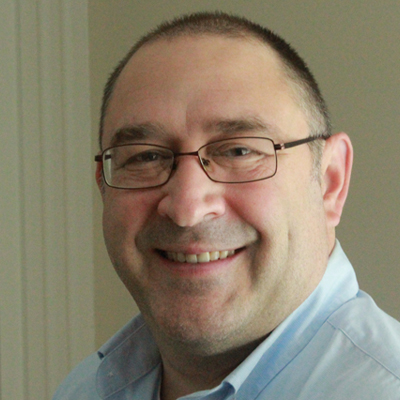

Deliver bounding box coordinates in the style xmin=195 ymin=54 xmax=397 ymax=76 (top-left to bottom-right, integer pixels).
xmin=103 ymin=35 xmax=305 ymax=147
xmin=116 ymin=35 xmax=285 ymax=97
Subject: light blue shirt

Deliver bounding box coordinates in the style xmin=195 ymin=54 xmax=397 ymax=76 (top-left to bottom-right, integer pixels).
xmin=53 ymin=242 xmax=400 ymax=399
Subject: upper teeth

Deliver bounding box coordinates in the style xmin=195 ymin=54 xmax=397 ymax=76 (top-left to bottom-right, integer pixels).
xmin=166 ymin=250 xmax=235 ymax=263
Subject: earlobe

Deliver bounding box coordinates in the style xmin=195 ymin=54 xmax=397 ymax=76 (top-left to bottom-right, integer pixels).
xmin=321 ymin=132 xmax=353 ymax=228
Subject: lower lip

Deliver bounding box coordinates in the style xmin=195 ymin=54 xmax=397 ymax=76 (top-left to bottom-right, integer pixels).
xmin=157 ymin=250 xmax=241 ymax=278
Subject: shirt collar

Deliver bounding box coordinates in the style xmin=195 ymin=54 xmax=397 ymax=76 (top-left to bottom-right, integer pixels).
xmin=96 ymin=315 xmax=161 ymax=398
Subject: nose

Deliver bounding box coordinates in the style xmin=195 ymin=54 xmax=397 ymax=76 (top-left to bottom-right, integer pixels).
xmin=157 ymin=155 xmax=226 ymax=227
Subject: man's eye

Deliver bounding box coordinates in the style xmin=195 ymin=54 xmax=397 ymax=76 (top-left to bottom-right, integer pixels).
xmin=125 ymin=151 xmax=163 ymax=164
xmin=215 ymin=145 xmax=254 ymax=158
xmin=226 ymin=146 xmax=252 ymax=157
xmin=122 ymin=150 xmax=170 ymax=168
xmin=133 ymin=151 xmax=160 ymax=162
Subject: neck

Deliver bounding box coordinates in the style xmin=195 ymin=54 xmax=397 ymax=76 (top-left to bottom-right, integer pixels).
xmin=159 ymin=336 xmax=266 ymax=400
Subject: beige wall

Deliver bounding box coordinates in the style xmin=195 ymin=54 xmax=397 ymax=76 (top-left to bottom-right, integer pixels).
xmin=89 ymin=0 xmax=400 ymax=347
xmin=2 ymin=2 xmax=94 ymax=399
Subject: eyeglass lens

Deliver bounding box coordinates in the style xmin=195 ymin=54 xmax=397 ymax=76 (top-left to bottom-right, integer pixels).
xmin=102 ymin=137 xmax=277 ymax=189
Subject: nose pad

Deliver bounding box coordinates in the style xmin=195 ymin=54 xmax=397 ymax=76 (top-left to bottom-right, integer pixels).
xmin=157 ymin=156 xmax=225 ymax=227
xmin=201 ymin=158 xmax=211 ymax=169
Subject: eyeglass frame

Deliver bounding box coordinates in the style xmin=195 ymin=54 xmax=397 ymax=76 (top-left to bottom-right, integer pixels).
xmin=94 ymin=135 xmax=327 ymax=189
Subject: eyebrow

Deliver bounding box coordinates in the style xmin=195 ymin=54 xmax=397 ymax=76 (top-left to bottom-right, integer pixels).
xmin=109 ymin=123 xmax=168 ymax=147
xmin=108 ymin=116 xmax=277 ymax=148
xmin=204 ymin=117 xmax=276 ymax=136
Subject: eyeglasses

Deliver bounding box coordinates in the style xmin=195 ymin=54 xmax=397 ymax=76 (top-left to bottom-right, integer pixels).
xmin=94 ymin=136 xmax=325 ymax=189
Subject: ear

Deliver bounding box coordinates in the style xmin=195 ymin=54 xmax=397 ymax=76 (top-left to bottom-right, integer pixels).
xmin=95 ymin=160 xmax=106 ymax=198
xmin=320 ymin=132 xmax=353 ymax=228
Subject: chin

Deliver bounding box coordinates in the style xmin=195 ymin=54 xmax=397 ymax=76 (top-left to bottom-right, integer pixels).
xmin=145 ymin=299 xmax=253 ymax=356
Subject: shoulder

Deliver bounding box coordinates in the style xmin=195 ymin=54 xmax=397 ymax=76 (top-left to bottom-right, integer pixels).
xmin=327 ymin=290 xmax=400 ymax=377
xmin=263 ymin=291 xmax=400 ymax=399
xmin=311 ymin=290 xmax=400 ymax=398
xmin=52 ymin=352 xmax=101 ymax=400
xmin=52 ymin=314 xmax=160 ymax=399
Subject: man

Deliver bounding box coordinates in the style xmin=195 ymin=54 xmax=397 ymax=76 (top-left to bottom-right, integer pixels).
xmin=54 ymin=12 xmax=400 ymax=400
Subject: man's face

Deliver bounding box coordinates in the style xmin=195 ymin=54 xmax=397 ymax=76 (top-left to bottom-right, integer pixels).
xmin=98 ymin=36 xmax=332 ymax=353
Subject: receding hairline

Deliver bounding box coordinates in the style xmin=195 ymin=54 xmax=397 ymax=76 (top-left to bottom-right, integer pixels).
xmin=111 ymin=32 xmax=291 ymax=104
xmin=102 ymin=31 xmax=324 ymax=136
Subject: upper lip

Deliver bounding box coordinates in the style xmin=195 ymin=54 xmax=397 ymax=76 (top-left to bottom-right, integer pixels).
xmin=136 ymin=218 xmax=258 ymax=258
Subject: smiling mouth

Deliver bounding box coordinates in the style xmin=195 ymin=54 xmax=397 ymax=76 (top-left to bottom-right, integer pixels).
xmin=159 ymin=249 xmax=238 ymax=264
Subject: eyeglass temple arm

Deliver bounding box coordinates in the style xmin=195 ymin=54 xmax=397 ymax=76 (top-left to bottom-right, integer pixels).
xmin=274 ymin=135 xmax=327 ymax=151
xmin=94 ymin=154 xmax=112 ymax=162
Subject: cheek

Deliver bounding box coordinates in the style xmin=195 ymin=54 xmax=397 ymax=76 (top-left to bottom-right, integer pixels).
xmin=226 ymin=172 xmax=320 ymax=260
xmin=226 ymin=182 xmax=286 ymax=234
xmin=102 ymin=190 xmax=160 ymax=253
